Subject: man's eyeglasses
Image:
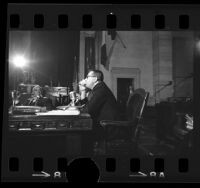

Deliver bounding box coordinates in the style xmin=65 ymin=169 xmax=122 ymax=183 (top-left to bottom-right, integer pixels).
xmin=86 ymin=75 xmax=96 ymax=79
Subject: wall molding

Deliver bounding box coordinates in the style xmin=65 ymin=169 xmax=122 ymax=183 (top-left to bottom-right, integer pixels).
xmin=111 ymin=67 xmax=141 ymax=98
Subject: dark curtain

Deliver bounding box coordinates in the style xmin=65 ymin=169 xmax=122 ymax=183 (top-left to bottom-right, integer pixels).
xmin=84 ymin=37 xmax=95 ymax=77
xmin=8 ymin=31 xmax=80 ymax=90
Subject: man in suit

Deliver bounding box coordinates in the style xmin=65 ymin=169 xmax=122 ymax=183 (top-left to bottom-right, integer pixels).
xmin=79 ymin=70 xmax=119 ymax=141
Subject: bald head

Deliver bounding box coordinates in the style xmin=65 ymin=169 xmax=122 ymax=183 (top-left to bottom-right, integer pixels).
xmin=88 ymin=70 xmax=104 ymax=81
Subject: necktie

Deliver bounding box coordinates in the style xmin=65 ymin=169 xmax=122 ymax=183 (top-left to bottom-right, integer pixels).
xmin=87 ymin=91 xmax=93 ymax=101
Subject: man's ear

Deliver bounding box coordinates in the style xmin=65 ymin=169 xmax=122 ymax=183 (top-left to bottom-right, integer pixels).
xmin=94 ymin=77 xmax=98 ymax=82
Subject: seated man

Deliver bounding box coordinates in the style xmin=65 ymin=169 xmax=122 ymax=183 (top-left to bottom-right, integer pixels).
xmin=12 ymin=85 xmax=52 ymax=110
xmin=78 ymin=70 xmax=119 ymax=142
xmin=28 ymin=85 xmax=43 ymax=105
xmin=28 ymin=85 xmax=53 ymax=110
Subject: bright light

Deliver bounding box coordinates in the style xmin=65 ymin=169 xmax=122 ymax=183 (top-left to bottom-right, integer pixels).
xmin=12 ymin=55 xmax=27 ymax=68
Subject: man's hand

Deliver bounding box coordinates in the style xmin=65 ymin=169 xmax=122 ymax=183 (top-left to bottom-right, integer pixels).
xmin=79 ymin=79 xmax=87 ymax=100
xmin=79 ymin=79 xmax=87 ymax=91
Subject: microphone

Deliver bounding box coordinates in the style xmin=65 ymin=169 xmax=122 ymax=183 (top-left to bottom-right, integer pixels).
xmin=155 ymin=81 xmax=173 ymax=95
xmin=166 ymin=81 xmax=173 ymax=86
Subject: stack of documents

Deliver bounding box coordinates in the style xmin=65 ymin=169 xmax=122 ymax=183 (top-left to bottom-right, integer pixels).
xmin=36 ymin=109 xmax=80 ymax=116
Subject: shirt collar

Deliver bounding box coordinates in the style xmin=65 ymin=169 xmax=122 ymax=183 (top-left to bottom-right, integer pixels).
xmin=91 ymin=81 xmax=100 ymax=90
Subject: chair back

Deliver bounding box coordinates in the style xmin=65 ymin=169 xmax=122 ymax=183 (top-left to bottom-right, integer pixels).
xmin=126 ymin=88 xmax=147 ymax=122
xmin=134 ymin=91 xmax=149 ymax=140
xmin=98 ymin=88 xmax=149 ymax=155
xmin=126 ymin=88 xmax=149 ymax=141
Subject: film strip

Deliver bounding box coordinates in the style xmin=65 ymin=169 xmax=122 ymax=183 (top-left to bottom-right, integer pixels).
xmin=1 ymin=3 xmax=200 ymax=182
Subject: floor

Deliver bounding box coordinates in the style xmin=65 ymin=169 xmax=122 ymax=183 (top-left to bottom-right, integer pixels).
xmin=137 ymin=117 xmax=176 ymax=156
xmin=137 ymin=110 xmax=192 ymax=157
xmin=93 ymin=107 xmax=193 ymax=157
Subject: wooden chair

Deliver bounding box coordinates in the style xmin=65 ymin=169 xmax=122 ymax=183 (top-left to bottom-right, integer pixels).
xmin=99 ymin=88 xmax=149 ymax=156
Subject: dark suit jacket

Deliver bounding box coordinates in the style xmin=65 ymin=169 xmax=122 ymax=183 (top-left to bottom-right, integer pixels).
xmin=81 ymin=81 xmax=119 ymax=125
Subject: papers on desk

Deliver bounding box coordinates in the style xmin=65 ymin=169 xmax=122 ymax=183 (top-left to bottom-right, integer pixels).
xmin=36 ymin=109 xmax=80 ymax=116
xmin=56 ymin=105 xmax=69 ymax=110
xmin=56 ymin=105 xmax=85 ymax=110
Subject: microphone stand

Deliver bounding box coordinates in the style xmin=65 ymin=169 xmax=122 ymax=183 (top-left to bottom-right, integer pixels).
xmin=11 ymin=91 xmax=15 ymax=107
xmin=173 ymin=74 xmax=193 ymax=91
xmin=68 ymin=91 xmax=79 ymax=111
xmin=154 ymin=81 xmax=172 ymax=104
xmin=154 ymin=73 xmax=193 ymax=104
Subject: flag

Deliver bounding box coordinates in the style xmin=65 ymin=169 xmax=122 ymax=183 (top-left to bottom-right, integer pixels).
xmin=101 ymin=31 xmax=107 ymax=68
xmin=72 ymin=55 xmax=78 ymax=91
xmin=108 ymin=30 xmax=117 ymax=40
xmin=106 ymin=36 xmax=118 ymax=70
